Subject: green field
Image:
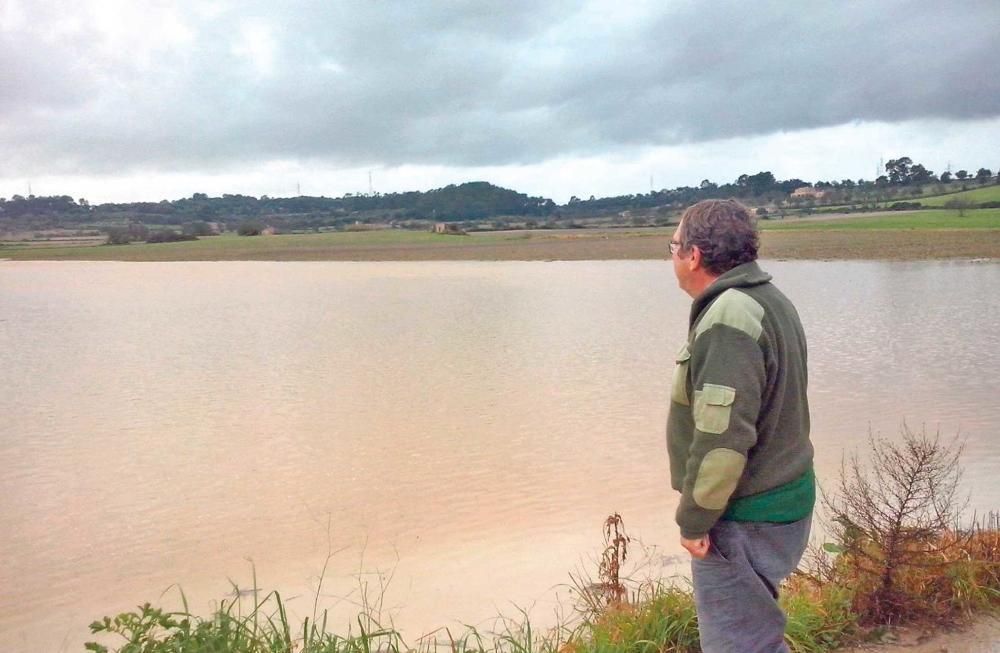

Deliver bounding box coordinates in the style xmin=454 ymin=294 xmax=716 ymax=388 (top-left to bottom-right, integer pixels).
xmin=799 ymin=181 xmax=1000 ymax=213
xmin=916 ymin=184 xmax=1000 ymax=207
xmin=761 ymin=208 xmax=1000 ymax=231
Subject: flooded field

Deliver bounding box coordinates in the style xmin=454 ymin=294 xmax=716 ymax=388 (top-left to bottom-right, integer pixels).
xmin=1 ymin=259 xmax=998 ymax=652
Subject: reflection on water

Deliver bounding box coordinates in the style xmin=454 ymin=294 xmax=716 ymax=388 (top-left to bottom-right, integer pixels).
xmin=1 ymin=260 xmax=998 ymax=651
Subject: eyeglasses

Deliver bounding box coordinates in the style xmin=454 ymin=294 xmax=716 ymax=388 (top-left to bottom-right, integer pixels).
xmin=669 ymin=239 xmax=683 ymax=255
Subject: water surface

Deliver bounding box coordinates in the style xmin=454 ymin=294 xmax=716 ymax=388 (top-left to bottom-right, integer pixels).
xmin=1 ymin=259 xmax=998 ymax=652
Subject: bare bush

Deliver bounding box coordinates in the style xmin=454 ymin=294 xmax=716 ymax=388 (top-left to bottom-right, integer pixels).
xmin=822 ymin=423 xmax=969 ymax=624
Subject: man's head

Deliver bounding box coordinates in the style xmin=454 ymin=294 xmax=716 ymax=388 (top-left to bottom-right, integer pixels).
xmin=671 ymin=199 xmax=759 ymax=298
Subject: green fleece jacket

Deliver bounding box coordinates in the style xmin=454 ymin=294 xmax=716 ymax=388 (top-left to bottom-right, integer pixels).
xmin=667 ymin=261 xmax=814 ymax=539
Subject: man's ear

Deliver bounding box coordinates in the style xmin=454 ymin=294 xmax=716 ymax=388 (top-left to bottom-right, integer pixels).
xmin=688 ymin=245 xmax=703 ymax=270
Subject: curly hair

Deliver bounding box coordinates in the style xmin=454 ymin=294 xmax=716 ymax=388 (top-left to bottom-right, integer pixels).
xmin=677 ymin=199 xmax=758 ymax=275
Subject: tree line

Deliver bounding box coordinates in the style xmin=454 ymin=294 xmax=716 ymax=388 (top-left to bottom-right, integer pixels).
xmin=0 ymin=182 xmax=554 ymax=232
xmin=1 ymin=156 xmax=995 ymax=233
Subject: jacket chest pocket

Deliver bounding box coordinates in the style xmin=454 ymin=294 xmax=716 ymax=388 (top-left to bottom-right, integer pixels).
xmin=670 ymin=344 xmax=691 ymax=406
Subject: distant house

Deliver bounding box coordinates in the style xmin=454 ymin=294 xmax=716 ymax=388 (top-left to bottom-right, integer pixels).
xmin=433 ymin=222 xmax=465 ymax=235
xmin=791 ymin=186 xmax=828 ymax=200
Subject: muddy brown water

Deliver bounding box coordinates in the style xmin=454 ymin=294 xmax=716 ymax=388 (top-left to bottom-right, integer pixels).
xmin=1 ymin=260 xmax=998 ymax=652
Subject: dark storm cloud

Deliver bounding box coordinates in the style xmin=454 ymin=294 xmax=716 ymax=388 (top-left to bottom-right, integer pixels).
xmin=1 ymin=0 xmax=998 ymax=176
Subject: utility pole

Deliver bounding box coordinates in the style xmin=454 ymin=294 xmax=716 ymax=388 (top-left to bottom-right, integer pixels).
xmin=296 ymin=182 xmax=301 ymax=196
xmin=368 ymin=170 xmax=374 ymax=196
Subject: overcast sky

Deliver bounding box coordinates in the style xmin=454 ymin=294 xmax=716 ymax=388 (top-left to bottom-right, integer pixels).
xmin=2 ymin=0 xmax=998 ymax=203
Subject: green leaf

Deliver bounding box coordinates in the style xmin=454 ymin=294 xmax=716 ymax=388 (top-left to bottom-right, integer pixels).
xmin=823 ymin=542 xmax=845 ymax=554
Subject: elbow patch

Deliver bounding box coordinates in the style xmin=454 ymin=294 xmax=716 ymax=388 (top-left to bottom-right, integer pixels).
xmin=693 ymin=448 xmax=746 ymax=509
xmin=693 ymin=383 xmax=736 ymax=434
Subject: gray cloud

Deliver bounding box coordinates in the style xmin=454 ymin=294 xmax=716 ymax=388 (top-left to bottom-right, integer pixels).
xmin=2 ymin=0 xmax=998 ymax=176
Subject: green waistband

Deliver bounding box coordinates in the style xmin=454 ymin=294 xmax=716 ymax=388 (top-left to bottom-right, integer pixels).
xmin=722 ymin=466 xmax=815 ymax=523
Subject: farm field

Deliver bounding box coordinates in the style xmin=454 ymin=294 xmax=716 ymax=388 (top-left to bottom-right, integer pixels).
xmin=761 ymin=208 xmax=1000 ymax=230
xmin=2 ymin=210 xmax=999 ymax=262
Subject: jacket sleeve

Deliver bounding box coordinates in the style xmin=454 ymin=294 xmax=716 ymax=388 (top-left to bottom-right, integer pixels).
xmin=675 ymin=322 xmax=765 ymax=538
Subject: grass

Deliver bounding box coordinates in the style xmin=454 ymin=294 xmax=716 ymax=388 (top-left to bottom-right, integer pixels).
xmin=760 ymin=208 xmax=1000 ymax=231
xmin=82 ymin=577 xmax=864 ymax=653
xmin=82 ymin=523 xmax=999 ymax=653
xmin=916 ymin=184 xmax=1000 ymax=207
xmin=85 ymin=594 xmax=413 ymax=653
xmin=565 ymin=583 xmax=702 ymax=653
xmin=747 ymin=181 xmax=999 ymax=215
xmin=780 ymin=583 xmax=857 ymax=653
xmin=72 ymin=558 xmax=893 ymax=653
xmin=83 ymin=520 xmax=998 ymax=653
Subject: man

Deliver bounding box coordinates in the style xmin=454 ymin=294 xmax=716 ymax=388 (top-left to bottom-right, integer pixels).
xmin=666 ymin=199 xmax=814 ymax=653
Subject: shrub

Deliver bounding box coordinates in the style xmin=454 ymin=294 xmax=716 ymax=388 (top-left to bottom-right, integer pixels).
xmin=817 ymin=425 xmax=1000 ymax=626
xmin=104 ymin=228 xmax=131 ymax=245
xmin=944 ymin=198 xmax=974 ymax=216
xmin=128 ymin=223 xmax=150 ymax=240
xmin=238 ymin=221 xmax=264 ymax=236
xmin=146 ymin=231 xmax=197 ymax=243
xmin=182 ymin=221 xmax=214 ymax=236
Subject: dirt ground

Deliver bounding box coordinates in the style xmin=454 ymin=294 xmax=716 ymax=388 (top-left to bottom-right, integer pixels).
xmin=373 ymin=229 xmax=1000 ymax=262
xmin=490 ymin=229 xmax=1000 ymax=262
xmin=841 ymin=616 xmax=1000 ymax=653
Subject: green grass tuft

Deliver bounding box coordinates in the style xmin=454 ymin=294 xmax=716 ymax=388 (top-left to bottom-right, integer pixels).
xmin=781 ymin=582 xmax=858 ymax=652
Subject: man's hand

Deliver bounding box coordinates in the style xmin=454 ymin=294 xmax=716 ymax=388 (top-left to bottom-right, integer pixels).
xmin=680 ymin=534 xmax=710 ymax=560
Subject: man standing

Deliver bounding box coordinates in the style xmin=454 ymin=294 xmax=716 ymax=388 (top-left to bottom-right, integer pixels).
xmin=666 ymin=200 xmax=814 ymax=653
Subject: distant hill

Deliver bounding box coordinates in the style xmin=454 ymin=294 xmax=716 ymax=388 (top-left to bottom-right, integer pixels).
xmin=3 ymin=159 xmax=996 ymax=234
xmin=0 ymin=182 xmax=557 ymax=232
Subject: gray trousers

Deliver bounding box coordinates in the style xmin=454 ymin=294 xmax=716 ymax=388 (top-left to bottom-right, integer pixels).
xmin=691 ymin=515 xmax=812 ymax=653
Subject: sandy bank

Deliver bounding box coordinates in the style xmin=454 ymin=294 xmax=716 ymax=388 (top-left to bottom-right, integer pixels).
xmin=841 ymin=615 xmax=999 ymax=652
